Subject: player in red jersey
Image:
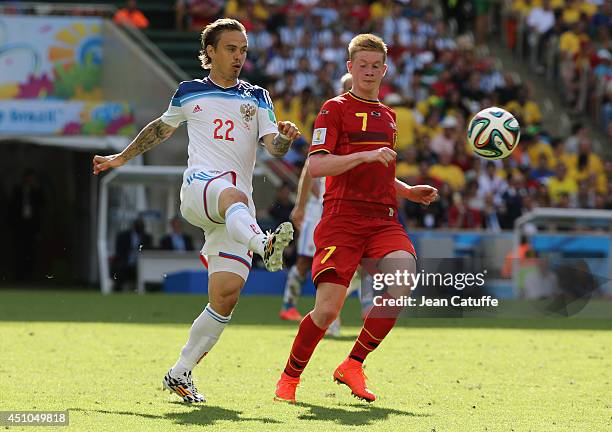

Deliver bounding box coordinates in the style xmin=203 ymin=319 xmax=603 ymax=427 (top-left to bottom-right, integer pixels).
xmin=274 ymin=34 xmax=438 ymax=403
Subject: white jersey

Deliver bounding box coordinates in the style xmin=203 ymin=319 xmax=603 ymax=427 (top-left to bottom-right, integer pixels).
xmin=160 ymin=77 xmax=278 ymax=198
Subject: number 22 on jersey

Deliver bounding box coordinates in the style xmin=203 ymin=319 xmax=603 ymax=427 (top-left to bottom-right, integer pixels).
xmin=213 ymin=118 xmax=235 ymax=141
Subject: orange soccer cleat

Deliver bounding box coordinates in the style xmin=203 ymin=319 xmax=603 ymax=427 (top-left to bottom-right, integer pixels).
xmin=274 ymin=372 xmax=300 ymax=403
xmin=279 ymin=307 xmax=302 ymax=321
xmin=333 ymin=357 xmax=376 ymax=402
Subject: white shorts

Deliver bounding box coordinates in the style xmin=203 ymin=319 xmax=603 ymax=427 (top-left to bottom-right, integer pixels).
xmin=180 ymin=170 xmax=253 ymax=281
xmin=297 ymin=218 xmax=318 ymax=257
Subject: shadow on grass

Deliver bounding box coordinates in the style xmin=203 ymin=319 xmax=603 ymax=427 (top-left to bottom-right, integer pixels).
xmin=294 ymin=402 xmax=429 ymax=426
xmin=69 ymin=405 xmax=281 ymax=427
xmin=1 ymin=290 xmax=610 ymax=330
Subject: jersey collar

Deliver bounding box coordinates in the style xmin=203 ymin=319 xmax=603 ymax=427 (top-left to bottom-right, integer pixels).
xmin=347 ymin=91 xmax=381 ymax=105
xmin=206 ymin=76 xmax=240 ymax=90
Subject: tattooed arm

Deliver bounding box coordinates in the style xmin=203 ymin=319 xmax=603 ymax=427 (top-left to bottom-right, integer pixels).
xmin=262 ymin=120 xmax=301 ymax=157
xmin=92 ymin=118 xmax=176 ymax=175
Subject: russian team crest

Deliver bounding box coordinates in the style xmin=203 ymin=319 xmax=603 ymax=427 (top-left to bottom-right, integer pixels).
xmin=240 ymin=103 xmax=256 ymax=123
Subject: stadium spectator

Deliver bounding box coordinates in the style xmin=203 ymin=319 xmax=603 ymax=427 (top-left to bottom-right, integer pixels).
xmin=396 ymin=146 xmax=419 ymax=183
xmin=591 ymin=1 xmax=612 ymax=36
xmin=9 ymin=170 xmax=45 ymax=281
xmin=478 ymin=161 xmax=508 ymax=205
xmin=502 ymin=233 xmax=534 ymax=278
xmin=526 ymin=130 xmax=555 ymax=168
xmin=571 ymin=139 xmax=607 ymax=193
xmin=474 ymin=0 xmax=492 ymax=46
xmin=448 ymin=192 xmax=482 ymax=229
xmin=441 ymin=0 xmax=469 ymax=34
xmin=576 ymin=180 xmax=597 ymax=208
xmin=564 ymin=123 xmax=589 ymax=153
xmin=430 ymin=115 xmax=459 ymax=159
xmin=501 ymin=173 xmax=528 ymax=229
xmin=429 ymin=152 xmax=466 ymax=192
xmin=505 ymin=85 xmax=542 ymax=126
xmin=523 ymin=255 xmax=559 ymax=299
xmin=160 ymin=216 xmax=195 ymax=251
xmin=526 ymin=0 xmax=555 ymax=71
xmin=482 ymin=193 xmax=502 ymax=232
xmin=385 ymin=93 xmax=417 ymax=151
xmin=547 ymin=163 xmax=578 ymax=206
xmin=113 ymin=0 xmax=148 ymax=28
xmin=113 ymin=218 xmax=153 ymax=292
xmin=551 ymin=138 xmax=575 ymax=169
xmin=175 ymin=0 xmax=224 ymax=32
xmin=531 ymin=153 xmax=555 ymax=183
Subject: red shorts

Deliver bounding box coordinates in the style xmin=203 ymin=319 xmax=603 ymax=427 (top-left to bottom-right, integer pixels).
xmin=311 ymin=215 xmax=416 ymax=287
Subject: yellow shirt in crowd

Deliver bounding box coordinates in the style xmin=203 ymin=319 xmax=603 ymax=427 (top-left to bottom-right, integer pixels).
xmin=548 ymin=176 xmax=578 ymax=203
xmin=566 ymin=153 xmax=607 ymax=193
xmin=505 ymin=100 xmax=542 ymax=125
xmin=370 ymin=1 xmax=393 ymax=20
xmin=393 ymin=106 xmax=417 ymax=151
xmin=396 ymin=162 xmax=419 ymax=181
xmin=429 ymin=164 xmax=466 ymax=191
xmin=527 ymin=141 xmax=556 ymax=168
xmin=559 ymin=31 xmax=586 ymax=55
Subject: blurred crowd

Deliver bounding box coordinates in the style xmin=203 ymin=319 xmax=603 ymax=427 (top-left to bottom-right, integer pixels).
xmin=506 ymin=0 xmax=611 ymax=127
xmin=247 ymin=0 xmax=612 ymax=231
xmin=4 ymin=0 xmax=609 ymax=233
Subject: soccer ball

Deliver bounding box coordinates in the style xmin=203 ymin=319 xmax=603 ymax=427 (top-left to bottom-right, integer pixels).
xmin=467 ymin=107 xmax=520 ymax=160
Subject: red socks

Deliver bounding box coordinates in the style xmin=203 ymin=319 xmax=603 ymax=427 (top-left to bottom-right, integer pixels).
xmin=349 ymin=292 xmax=403 ymax=363
xmin=283 ymin=292 xmax=403 ymax=377
xmin=283 ymin=313 xmax=326 ymax=378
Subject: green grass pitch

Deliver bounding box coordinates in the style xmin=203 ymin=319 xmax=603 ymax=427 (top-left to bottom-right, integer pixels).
xmin=0 ymin=290 xmax=610 ymax=431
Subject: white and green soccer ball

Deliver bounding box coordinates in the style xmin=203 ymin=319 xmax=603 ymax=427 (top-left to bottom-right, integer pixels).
xmin=467 ymin=107 xmax=521 ymax=160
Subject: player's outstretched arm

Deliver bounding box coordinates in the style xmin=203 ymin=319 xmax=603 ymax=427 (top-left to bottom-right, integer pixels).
xmin=92 ymin=118 xmax=177 ymax=175
xmin=262 ymin=121 xmax=300 ymax=157
xmin=395 ymin=178 xmax=438 ymax=205
xmin=309 ymin=147 xmax=396 ymax=178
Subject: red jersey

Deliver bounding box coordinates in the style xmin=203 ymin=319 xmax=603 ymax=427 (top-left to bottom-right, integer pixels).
xmin=308 ymin=92 xmax=398 ymax=218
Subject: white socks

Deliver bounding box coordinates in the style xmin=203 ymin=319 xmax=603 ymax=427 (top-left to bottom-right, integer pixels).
xmin=283 ymin=265 xmax=306 ymax=308
xmin=171 ymin=304 xmax=231 ymax=376
xmin=224 ymin=202 xmax=266 ymax=256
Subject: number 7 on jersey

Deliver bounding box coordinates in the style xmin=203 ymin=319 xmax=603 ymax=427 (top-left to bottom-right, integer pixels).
xmin=355 ymin=113 xmax=368 ymax=131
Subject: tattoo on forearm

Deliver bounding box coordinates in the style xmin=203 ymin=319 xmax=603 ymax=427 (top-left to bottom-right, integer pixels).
xmin=270 ymin=133 xmax=292 ymax=156
xmin=121 ymin=118 xmax=175 ymax=161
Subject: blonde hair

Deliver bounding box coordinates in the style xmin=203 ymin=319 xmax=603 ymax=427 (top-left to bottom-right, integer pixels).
xmin=198 ymin=18 xmax=246 ymax=70
xmin=348 ymin=33 xmax=387 ymax=63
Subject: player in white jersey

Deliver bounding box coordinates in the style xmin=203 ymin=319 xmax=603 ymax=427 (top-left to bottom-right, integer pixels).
xmin=92 ymin=19 xmax=300 ymax=403
xmin=278 ymin=166 xmax=323 ymax=321
xmin=279 ymin=74 xmax=372 ymax=336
